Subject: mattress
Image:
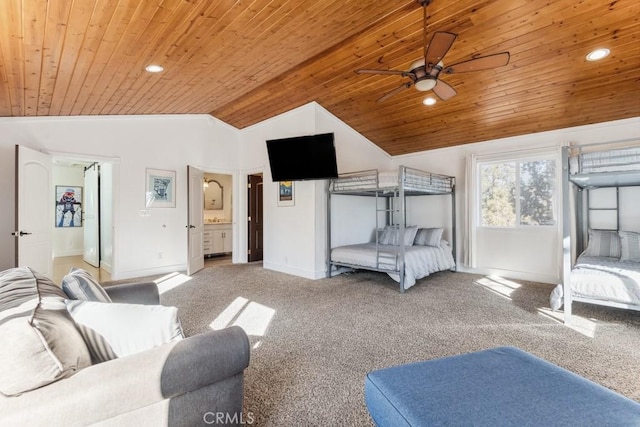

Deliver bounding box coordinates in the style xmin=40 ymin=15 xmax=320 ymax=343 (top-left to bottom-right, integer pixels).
xmin=570 ymin=146 xmax=640 ymax=174
xmin=331 ymin=242 xmax=455 ymax=290
xmin=550 ymin=255 xmax=640 ymax=310
xmin=330 ymin=168 xmax=453 ymax=193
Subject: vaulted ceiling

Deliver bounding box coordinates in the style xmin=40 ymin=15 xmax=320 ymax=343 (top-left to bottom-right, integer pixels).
xmin=1 ymin=0 xmax=638 ymax=155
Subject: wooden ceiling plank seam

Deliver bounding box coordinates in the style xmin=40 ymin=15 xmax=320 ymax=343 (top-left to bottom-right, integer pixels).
xmin=36 ymin=0 xmax=76 ymax=116
xmin=54 ymin=0 xmax=120 ymax=115
xmin=0 ymin=0 xmax=25 ymax=115
xmin=122 ymin=0 xmax=278 ymax=114
xmin=84 ymin=0 xmax=173 ymax=115
xmin=107 ymin=0 xmax=236 ymax=114
xmin=94 ymin=0 xmax=188 ymax=115
xmin=165 ymin=0 xmax=416 ymax=114
xmin=47 ymin=0 xmax=99 ymax=116
xmin=125 ymin=0 xmax=295 ymax=113
xmin=207 ymin=1 xmax=420 ymax=117
xmin=67 ymin=0 xmax=145 ymax=115
xmin=150 ymin=0 xmax=376 ymax=114
xmin=22 ymin=0 xmax=48 ymax=116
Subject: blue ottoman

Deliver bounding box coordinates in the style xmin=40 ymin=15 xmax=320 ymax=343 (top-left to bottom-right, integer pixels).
xmin=365 ymin=346 xmax=640 ymax=426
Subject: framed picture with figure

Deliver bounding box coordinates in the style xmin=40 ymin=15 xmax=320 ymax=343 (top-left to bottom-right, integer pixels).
xmin=146 ymin=169 xmax=176 ymax=208
xmin=55 ymin=186 xmax=83 ymax=227
xmin=277 ymin=181 xmax=294 ymax=207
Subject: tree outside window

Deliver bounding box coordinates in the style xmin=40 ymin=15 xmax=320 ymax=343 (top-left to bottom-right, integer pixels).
xmin=479 ymin=158 xmax=556 ymax=227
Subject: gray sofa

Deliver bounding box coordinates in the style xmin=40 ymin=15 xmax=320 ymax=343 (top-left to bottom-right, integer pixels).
xmin=0 ymin=274 xmax=251 ymax=426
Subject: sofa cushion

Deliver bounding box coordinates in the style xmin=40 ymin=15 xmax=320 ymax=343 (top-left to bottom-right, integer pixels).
xmin=62 ymin=268 xmax=112 ymax=302
xmin=65 ymin=300 xmax=185 ymax=361
xmin=0 ymin=267 xmax=91 ymax=396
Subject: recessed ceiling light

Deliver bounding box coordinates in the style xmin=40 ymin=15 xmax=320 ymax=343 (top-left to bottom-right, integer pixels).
xmin=586 ymin=48 xmax=610 ymax=61
xmin=423 ymin=97 xmax=436 ymax=106
xmin=145 ymin=64 xmax=164 ymax=73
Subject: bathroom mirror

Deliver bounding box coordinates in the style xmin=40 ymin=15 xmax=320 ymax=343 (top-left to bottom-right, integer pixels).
xmin=204 ymin=179 xmax=223 ymax=210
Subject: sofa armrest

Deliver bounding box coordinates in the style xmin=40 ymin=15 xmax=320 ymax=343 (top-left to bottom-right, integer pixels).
xmin=161 ymin=325 xmax=251 ymax=396
xmin=104 ymin=281 xmax=160 ymax=305
xmin=0 ymin=326 xmax=250 ymax=426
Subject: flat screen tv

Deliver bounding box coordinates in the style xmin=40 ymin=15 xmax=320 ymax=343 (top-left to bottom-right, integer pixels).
xmin=266 ymin=132 xmax=338 ymax=181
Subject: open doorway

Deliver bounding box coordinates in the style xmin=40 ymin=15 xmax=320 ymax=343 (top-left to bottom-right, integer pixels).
xmin=51 ymin=158 xmax=114 ymax=284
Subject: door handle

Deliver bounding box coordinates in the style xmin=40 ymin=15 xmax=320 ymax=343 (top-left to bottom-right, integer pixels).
xmin=11 ymin=231 xmax=32 ymax=236
xmin=189 ymin=225 xmax=196 ymax=229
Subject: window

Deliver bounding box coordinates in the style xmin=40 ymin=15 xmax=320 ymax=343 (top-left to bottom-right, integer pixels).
xmin=479 ymin=158 xmax=556 ymax=227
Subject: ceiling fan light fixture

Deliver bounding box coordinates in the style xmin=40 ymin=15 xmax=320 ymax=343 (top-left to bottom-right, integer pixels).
xmin=586 ymin=48 xmax=610 ymax=61
xmin=415 ymin=78 xmax=437 ymax=92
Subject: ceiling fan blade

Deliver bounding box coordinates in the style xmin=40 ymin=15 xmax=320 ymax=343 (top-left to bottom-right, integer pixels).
xmin=444 ymin=52 xmax=510 ymax=74
xmin=425 ymin=31 xmax=457 ymax=66
xmin=356 ymin=69 xmax=408 ymax=76
xmin=432 ymin=79 xmax=457 ymax=101
xmin=377 ymin=82 xmax=413 ymax=102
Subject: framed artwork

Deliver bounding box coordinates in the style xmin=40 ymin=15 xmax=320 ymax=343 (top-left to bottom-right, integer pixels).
xmin=55 ymin=186 xmax=83 ymax=227
xmin=146 ymin=169 xmax=176 ymax=208
xmin=277 ymin=181 xmax=294 ymax=207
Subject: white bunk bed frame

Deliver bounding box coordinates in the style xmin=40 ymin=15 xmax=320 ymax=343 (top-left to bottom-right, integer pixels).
xmin=326 ymin=165 xmax=457 ymax=293
xmin=561 ymin=140 xmax=640 ymax=323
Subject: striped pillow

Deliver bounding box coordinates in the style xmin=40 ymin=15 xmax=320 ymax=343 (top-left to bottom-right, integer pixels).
xmin=619 ymin=231 xmax=640 ymax=262
xmin=583 ymin=229 xmax=621 ymax=258
xmin=414 ymin=227 xmax=444 ymax=247
xmin=62 ymin=268 xmax=112 ymax=303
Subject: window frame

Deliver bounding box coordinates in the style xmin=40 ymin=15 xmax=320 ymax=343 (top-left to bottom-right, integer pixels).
xmin=477 ymin=154 xmax=558 ymax=229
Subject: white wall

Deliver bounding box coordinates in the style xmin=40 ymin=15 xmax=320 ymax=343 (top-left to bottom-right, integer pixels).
xmin=239 ymin=103 xmax=390 ymax=279
xmin=391 ymin=116 xmax=640 ymax=283
xmin=0 ymin=115 xmax=241 ymax=279
xmin=1 ymin=107 xmax=637 ymax=286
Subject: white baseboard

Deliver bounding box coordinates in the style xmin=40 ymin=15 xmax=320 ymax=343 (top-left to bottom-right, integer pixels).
xmin=457 ymin=265 xmax=558 ymax=285
xmin=110 ymin=263 xmax=185 ymax=281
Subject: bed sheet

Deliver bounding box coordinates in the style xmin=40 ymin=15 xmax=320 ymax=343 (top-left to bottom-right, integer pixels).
xmin=550 ymin=255 xmax=640 ymax=310
xmin=331 ymin=242 xmax=455 ymax=290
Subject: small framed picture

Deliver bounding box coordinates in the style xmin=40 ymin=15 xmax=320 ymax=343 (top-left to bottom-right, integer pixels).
xmin=146 ymin=169 xmax=176 ymax=208
xmin=277 ymin=181 xmax=294 ymax=207
xmin=55 ymin=186 xmax=83 ymax=227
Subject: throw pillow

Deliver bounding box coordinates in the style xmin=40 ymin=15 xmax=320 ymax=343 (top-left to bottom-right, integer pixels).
xmin=65 ymin=300 xmax=185 ymax=361
xmin=62 ymin=268 xmax=112 ymax=302
xmin=377 ymin=225 xmax=418 ymax=246
xmin=0 ymin=267 xmax=91 ymax=396
xmin=414 ymin=227 xmax=444 ymax=247
xmin=619 ymin=230 xmax=640 ymax=262
xmin=582 ymin=229 xmax=621 ymax=258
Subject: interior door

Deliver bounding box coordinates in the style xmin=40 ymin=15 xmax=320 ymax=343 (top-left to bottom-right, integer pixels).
xmin=14 ymin=145 xmax=53 ymax=277
xmin=187 ymin=165 xmax=205 ymax=275
xmin=248 ymin=174 xmax=264 ymax=262
xmin=83 ymin=163 xmax=100 ymax=267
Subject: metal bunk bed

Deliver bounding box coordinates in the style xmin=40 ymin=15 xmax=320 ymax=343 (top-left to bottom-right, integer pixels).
xmin=558 ymin=140 xmax=640 ymax=323
xmin=326 ymin=165 xmax=457 ymax=293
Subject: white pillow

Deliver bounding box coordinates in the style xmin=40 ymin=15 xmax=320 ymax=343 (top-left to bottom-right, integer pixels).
xmin=65 ymin=300 xmax=184 ymax=362
xmin=583 ymin=229 xmax=621 ymax=258
xmin=619 ymin=230 xmax=640 ymax=262
xmin=62 ymin=268 xmax=112 ymax=303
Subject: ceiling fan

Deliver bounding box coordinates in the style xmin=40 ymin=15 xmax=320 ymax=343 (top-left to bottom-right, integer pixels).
xmin=356 ymin=0 xmax=510 ymax=102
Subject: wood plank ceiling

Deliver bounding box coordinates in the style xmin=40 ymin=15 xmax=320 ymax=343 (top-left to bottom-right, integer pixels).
xmin=0 ymin=0 xmax=638 ymax=155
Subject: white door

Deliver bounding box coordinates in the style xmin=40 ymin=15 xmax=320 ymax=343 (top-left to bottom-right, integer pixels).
xmin=187 ymin=165 xmax=204 ymax=275
xmin=83 ymin=163 xmax=100 ymax=267
xmin=14 ymin=145 xmax=53 ymax=277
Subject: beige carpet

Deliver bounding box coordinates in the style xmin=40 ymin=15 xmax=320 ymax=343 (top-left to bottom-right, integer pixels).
xmin=120 ymin=264 xmax=640 ymax=426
